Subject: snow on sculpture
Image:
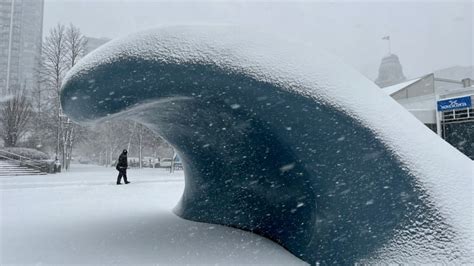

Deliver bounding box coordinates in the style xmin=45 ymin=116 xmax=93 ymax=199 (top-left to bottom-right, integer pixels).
xmin=60 ymin=27 xmax=473 ymax=265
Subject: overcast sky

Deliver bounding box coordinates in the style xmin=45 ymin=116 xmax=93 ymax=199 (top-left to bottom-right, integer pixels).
xmin=43 ymin=0 xmax=473 ymax=80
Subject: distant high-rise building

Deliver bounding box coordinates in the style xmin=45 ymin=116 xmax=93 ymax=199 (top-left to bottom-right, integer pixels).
xmin=0 ymin=0 xmax=44 ymax=96
xmin=375 ymin=54 xmax=407 ymax=88
xmin=84 ymin=37 xmax=110 ymax=54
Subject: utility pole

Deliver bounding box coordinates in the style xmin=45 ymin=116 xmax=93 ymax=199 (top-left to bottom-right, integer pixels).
xmin=388 ymin=38 xmax=391 ymax=54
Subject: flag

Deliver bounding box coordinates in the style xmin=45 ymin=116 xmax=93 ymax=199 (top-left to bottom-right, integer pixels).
xmin=382 ymin=36 xmax=390 ymax=40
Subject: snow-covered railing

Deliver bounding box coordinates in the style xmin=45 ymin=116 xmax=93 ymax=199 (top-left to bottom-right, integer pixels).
xmin=0 ymin=149 xmax=47 ymax=172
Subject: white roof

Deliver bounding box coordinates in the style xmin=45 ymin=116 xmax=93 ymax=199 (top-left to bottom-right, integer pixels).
xmin=382 ymin=78 xmax=422 ymax=95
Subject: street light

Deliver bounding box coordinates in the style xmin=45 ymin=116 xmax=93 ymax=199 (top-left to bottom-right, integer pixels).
xmin=63 ymin=118 xmax=72 ymax=170
xmin=56 ymin=113 xmax=71 ymax=170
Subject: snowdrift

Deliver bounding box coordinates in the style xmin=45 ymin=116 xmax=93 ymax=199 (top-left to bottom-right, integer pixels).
xmin=61 ymin=27 xmax=473 ymax=264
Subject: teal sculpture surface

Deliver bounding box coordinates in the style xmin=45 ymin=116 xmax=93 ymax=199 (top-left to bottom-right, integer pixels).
xmin=61 ymin=27 xmax=473 ymax=265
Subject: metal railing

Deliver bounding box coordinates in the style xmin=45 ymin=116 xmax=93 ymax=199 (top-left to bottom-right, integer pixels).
xmin=0 ymin=149 xmax=48 ymax=172
xmin=442 ymin=108 xmax=474 ymax=124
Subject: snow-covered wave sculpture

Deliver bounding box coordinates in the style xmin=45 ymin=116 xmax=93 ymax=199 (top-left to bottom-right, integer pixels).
xmin=61 ymin=27 xmax=473 ymax=264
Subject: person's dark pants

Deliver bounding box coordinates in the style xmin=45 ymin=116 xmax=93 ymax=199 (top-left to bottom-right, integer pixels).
xmin=117 ymin=169 xmax=128 ymax=184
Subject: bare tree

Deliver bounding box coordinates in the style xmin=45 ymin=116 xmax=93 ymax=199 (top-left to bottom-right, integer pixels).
xmin=39 ymin=23 xmax=88 ymax=169
xmin=75 ymin=119 xmax=172 ymax=167
xmin=126 ymin=123 xmax=172 ymax=168
xmin=40 ymin=24 xmax=67 ymax=161
xmin=66 ymin=23 xmax=88 ymax=68
xmin=0 ymin=90 xmax=32 ymax=147
xmin=83 ymin=121 xmax=133 ymax=166
xmin=29 ymin=64 xmax=54 ymax=151
xmin=38 ymin=24 xmax=169 ymax=168
xmin=62 ymin=24 xmax=88 ymax=170
xmin=41 ymin=24 xmax=67 ymax=110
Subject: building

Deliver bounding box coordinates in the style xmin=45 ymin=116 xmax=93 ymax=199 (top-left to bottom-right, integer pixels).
xmin=434 ymin=65 xmax=474 ymax=81
xmin=383 ymin=74 xmax=474 ymax=159
xmin=0 ymin=0 xmax=44 ymax=96
xmin=84 ymin=36 xmax=110 ymax=54
xmin=375 ymin=53 xmax=407 ymax=88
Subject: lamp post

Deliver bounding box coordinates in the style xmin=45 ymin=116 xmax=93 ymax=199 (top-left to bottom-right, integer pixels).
xmin=64 ymin=118 xmax=72 ymax=170
xmin=55 ymin=113 xmax=63 ymax=162
xmin=57 ymin=113 xmax=69 ymax=170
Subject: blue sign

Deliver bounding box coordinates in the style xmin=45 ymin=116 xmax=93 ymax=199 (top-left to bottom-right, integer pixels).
xmin=437 ymin=96 xmax=472 ymax=111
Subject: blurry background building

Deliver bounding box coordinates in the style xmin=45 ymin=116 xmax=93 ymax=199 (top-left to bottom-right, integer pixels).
xmin=375 ymin=53 xmax=407 ymax=88
xmin=84 ymin=36 xmax=110 ymax=54
xmin=383 ymin=69 xmax=473 ymax=159
xmin=0 ymin=0 xmax=44 ymax=96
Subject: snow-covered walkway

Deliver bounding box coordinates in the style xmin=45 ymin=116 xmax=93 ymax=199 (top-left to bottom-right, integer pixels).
xmin=1 ymin=164 xmax=304 ymax=265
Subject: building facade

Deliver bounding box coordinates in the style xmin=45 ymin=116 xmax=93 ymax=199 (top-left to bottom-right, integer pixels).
xmin=0 ymin=0 xmax=44 ymax=96
xmin=383 ymin=74 xmax=474 ymax=159
xmin=84 ymin=36 xmax=110 ymax=55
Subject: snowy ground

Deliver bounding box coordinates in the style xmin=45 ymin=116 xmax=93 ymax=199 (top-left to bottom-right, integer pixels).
xmin=0 ymin=164 xmax=305 ymax=265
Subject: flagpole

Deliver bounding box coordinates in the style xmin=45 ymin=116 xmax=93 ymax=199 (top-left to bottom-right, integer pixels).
xmin=382 ymin=36 xmax=391 ymax=55
xmin=388 ymin=38 xmax=391 ymax=55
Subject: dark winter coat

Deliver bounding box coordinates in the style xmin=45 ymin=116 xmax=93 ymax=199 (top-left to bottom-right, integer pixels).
xmin=116 ymin=152 xmax=128 ymax=170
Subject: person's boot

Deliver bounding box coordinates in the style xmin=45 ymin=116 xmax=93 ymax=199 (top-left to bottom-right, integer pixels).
xmin=117 ymin=183 xmax=122 ymax=185
xmin=125 ymin=181 xmax=130 ymax=184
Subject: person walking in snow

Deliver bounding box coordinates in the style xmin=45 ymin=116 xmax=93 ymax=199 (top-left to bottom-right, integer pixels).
xmin=116 ymin=149 xmax=130 ymax=185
